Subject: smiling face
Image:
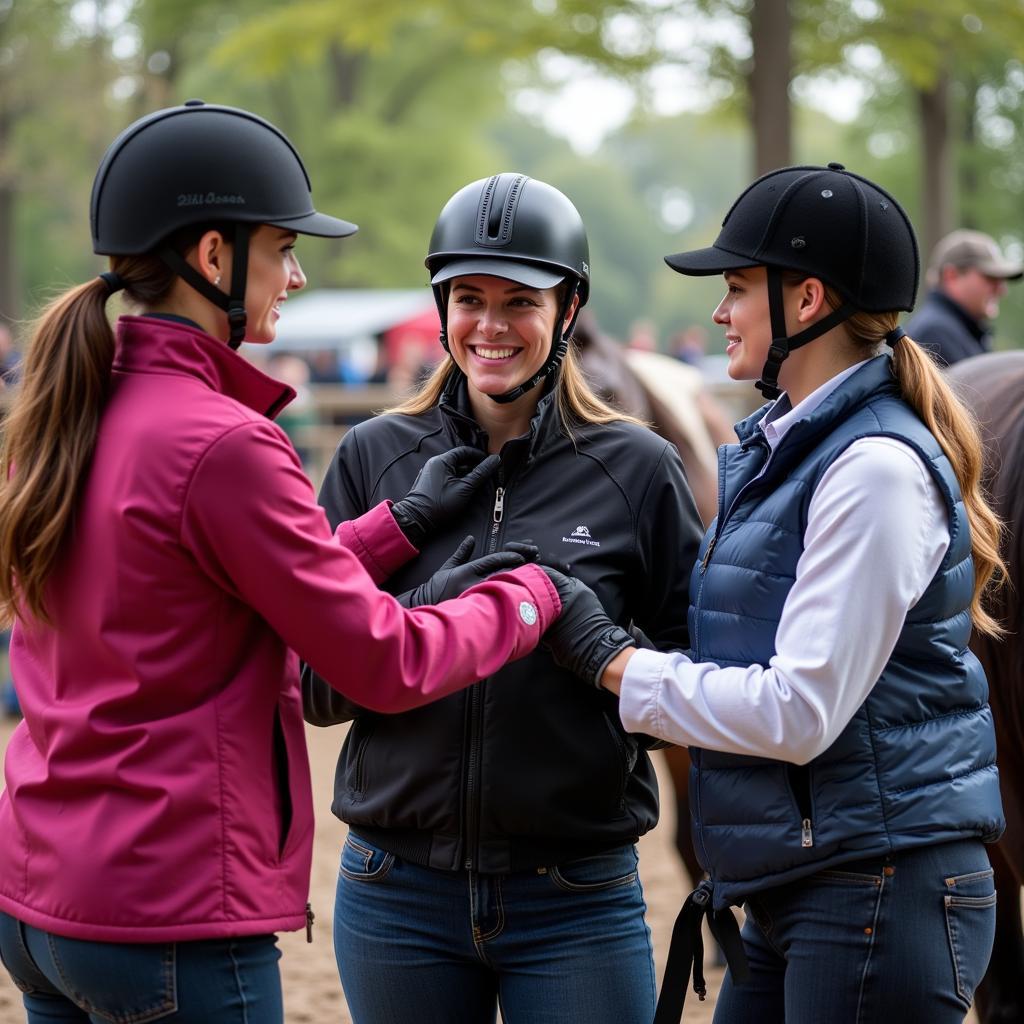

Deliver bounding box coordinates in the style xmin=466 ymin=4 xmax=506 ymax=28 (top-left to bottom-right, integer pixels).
xmin=446 ymin=274 xmax=571 ymax=402
xmin=712 ymin=267 xmax=776 ymax=382
xmin=242 ymin=224 xmax=306 ymax=344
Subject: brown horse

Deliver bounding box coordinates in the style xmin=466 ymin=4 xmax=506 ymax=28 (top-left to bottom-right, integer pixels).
xmin=948 ymin=351 xmax=1024 ymax=1024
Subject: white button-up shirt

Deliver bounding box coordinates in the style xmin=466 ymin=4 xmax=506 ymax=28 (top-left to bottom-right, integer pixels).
xmin=618 ymin=360 xmax=951 ymax=764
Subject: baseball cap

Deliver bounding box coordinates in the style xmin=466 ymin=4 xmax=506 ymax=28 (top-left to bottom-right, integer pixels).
xmin=929 ymin=229 xmax=1023 ymax=281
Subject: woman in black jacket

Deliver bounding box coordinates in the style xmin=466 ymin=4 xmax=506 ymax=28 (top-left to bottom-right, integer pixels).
xmin=305 ymin=173 xmax=702 ymax=1024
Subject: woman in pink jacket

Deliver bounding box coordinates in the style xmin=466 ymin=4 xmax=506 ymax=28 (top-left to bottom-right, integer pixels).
xmin=0 ymin=101 xmax=625 ymax=1023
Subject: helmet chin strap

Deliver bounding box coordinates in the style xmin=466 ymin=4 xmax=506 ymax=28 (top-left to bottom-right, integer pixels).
xmin=158 ymin=223 xmax=251 ymax=349
xmin=756 ymin=266 xmax=856 ymax=400
xmin=489 ymin=282 xmax=581 ymax=405
xmin=431 ymin=281 xmax=583 ymax=405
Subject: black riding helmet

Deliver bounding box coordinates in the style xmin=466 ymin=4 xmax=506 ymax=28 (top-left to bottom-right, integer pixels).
xmin=425 ymin=173 xmax=590 ymax=403
xmin=665 ymin=163 xmax=919 ymax=399
xmin=91 ymin=99 xmax=358 ymax=349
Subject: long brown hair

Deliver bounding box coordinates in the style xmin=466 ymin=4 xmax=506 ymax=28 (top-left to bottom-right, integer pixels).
xmin=0 ymin=225 xmax=225 ymax=626
xmin=823 ymin=287 xmax=1005 ymax=637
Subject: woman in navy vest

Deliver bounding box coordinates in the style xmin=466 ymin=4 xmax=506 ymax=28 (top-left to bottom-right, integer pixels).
xmin=595 ymin=165 xmax=1006 ymax=1022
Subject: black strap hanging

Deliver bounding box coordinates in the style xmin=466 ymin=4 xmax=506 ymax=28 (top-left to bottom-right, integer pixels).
xmin=755 ymin=267 xmax=791 ymax=399
xmin=225 ymin=223 xmax=250 ymax=349
xmin=489 ymin=280 xmax=581 ymax=405
xmin=653 ymin=879 xmax=750 ymax=1024
xmin=755 ymin=267 xmax=857 ymax=400
xmin=158 ymin=222 xmax=252 ymax=349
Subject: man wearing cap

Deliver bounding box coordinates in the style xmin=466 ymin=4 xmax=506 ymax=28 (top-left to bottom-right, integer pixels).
xmin=906 ymin=229 xmax=1023 ymax=367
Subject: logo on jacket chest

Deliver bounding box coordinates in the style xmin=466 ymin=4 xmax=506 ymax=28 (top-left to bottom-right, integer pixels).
xmin=562 ymin=524 xmax=601 ymax=548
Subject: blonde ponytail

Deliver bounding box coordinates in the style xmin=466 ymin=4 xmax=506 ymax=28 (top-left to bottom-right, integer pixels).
xmin=889 ymin=335 xmax=1005 ymax=637
xmin=834 ymin=295 xmax=1005 ymax=637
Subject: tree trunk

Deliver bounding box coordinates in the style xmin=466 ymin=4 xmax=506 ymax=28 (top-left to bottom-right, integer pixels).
xmin=959 ymin=75 xmax=979 ymax=229
xmin=749 ymin=0 xmax=792 ymax=176
xmin=328 ymin=44 xmax=363 ymax=108
xmin=0 ymin=184 xmax=18 ymax=325
xmin=917 ymin=70 xmax=953 ymax=273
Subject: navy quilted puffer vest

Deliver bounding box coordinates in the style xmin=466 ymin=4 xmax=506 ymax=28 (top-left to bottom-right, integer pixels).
xmin=689 ymin=355 xmax=1003 ymax=909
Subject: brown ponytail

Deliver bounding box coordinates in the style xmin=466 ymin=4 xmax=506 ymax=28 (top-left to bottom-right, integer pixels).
xmin=0 ymin=277 xmax=116 ymax=625
xmin=830 ymin=294 xmax=1005 ymax=638
xmin=0 ymin=223 xmax=224 ymax=626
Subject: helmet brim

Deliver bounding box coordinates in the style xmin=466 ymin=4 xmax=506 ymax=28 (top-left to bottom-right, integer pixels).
xmin=431 ymin=257 xmax=564 ymax=290
xmin=269 ymin=210 xmax=358 ymax=238
xmin=664 ymin=245 xmax=761 ymax=276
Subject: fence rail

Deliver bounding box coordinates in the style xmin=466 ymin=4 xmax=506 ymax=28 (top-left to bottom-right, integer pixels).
xmin=0 ymin=378 xmax=753 ymax=488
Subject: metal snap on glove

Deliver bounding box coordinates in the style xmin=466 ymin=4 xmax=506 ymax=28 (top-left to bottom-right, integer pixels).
xmin=391 ymin=447 xmax=501 ymax=548
xmin=539 ymin=566 xmax=635 ymax=688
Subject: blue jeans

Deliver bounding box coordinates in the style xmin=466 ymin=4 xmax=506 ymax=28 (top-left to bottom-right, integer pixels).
xmin=334 ymin=834 xmax=656 ymax=1023
xmin=0 ymin=913 xmax=282 ymax=1023
xmin=714 ymin=838 xmax=996 ymax=1023
xmin=1 ymin=628 xmax=17 ymax=717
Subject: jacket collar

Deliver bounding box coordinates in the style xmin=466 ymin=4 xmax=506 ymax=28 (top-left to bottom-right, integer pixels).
xmin=437 ymin=371 xmax=562 ymax=466
xmin=113 ymin=315 xmax=295 ymax=419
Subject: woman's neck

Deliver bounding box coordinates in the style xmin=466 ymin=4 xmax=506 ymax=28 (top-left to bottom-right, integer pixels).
xmin=468 ymin=381 xmax=546 ymax=453
xmin=779 ymin=331 xmax=873 ymax=408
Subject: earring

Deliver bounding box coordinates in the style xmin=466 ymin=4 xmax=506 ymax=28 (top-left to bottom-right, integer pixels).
xmin=214 ymin=275 xmax=222 ymax=286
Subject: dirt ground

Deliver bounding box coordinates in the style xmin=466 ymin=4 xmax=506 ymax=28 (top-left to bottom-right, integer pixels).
xmin=0 ymin=716 xmax=721 ymax=1023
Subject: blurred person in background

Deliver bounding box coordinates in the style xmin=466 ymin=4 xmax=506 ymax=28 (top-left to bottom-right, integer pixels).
xmin=906 ymin=229 xmax=1022 ymax=367
xmin=305 ymin=172 xmax=703 ymax=1024
xmin=0 ymin=324 xmax=20 ymax=388
xmin=669 ymin=325 xmax=708 ymax=367
xmin=0 ymin=103 xmax=618 ymax=1023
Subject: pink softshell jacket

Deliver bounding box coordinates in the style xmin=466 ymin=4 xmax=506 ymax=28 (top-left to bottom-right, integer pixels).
xmin=0 ymin=316 xmax=558 ymax=942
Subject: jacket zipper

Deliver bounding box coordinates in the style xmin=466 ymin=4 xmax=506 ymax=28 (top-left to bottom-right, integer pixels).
xmin=305 ymin=902 xmax=315 ymax=942
xmin=464 ymin=474 xmax=508 ymax=870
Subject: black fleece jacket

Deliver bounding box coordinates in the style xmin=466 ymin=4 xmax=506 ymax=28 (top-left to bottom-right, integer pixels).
xmin=303 ymin=376 xmax=702 ymax=873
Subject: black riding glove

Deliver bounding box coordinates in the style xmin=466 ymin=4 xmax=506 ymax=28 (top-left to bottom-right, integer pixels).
xmin=391 ymin=447 xmax=501 ymax=548
xmin=540 ymin=567 xmax=635 ymax=688
xmin=397 ymin=536 xmax=532 ymax=607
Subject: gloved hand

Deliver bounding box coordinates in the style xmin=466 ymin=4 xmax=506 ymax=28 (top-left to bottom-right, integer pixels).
xmin=391 ymin=447 xmax=501 ymax=548
xmin=397 ymin=536 xmax=532 ymax=607
xmin=627 ymin=622 xmax=656 ymax=651
xmin=539 ymin=567 xmax=635 ymax=688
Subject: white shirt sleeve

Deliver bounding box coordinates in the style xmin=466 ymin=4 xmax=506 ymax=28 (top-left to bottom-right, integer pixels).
xmin=617 ymin=437 xmax=951 ymax=764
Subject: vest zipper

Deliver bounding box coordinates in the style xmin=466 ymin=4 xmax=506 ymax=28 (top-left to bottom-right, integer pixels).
xmin=699 ymin=535 xmax=717 ymax=574
xmin=694 ymin=435 xmax=773 ymax=658
xmin=801 ymin=819 xmax=814 ymax=848
xmin=464 ymin=472 xmax=508 ymax=870
xmin=788 ymin=764 xmax=815 ymax=848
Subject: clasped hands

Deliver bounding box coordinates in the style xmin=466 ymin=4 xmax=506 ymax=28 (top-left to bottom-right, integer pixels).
xmin=391 ymin=446 xmax=634 ymax=689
